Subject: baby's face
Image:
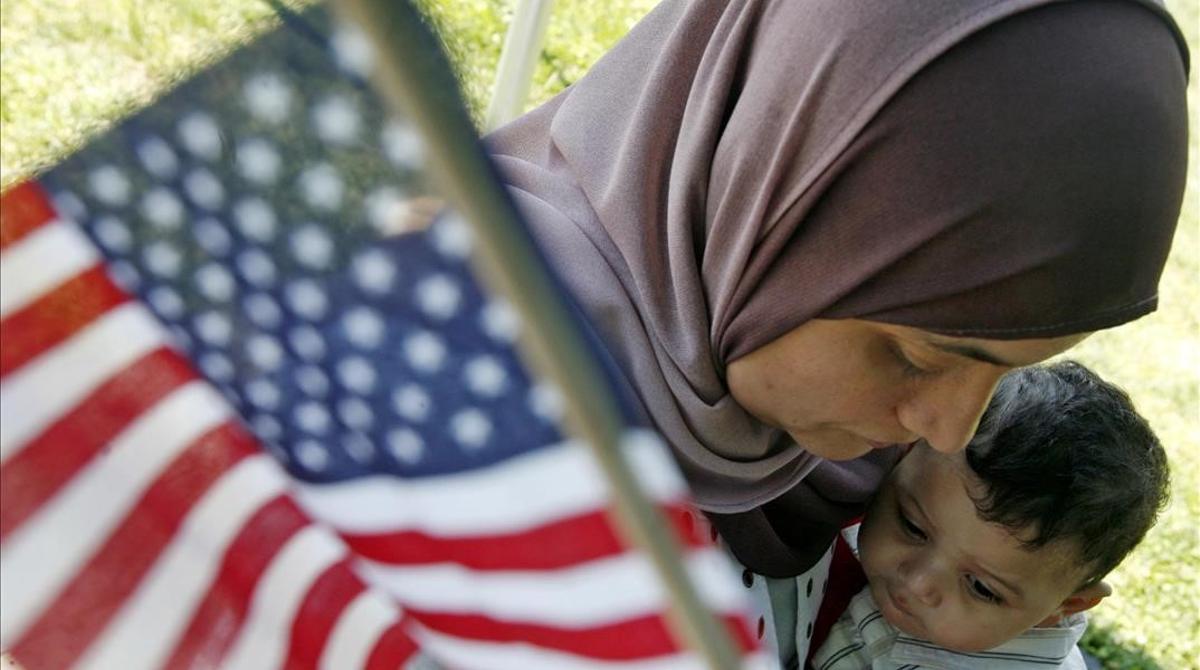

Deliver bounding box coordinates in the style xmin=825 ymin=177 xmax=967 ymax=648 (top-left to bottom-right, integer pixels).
xmin=856 ymin=443 xmax=1087 ymax=652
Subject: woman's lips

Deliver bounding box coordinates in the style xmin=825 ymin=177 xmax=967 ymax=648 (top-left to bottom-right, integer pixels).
xmin=866 ymin=439 xmax=919 ymax=451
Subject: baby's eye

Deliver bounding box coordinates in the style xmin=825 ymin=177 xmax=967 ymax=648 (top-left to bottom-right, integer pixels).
xmin=965 ymin=575 xmax=1003 ymax=605
xmin=897 ymin=510 xmax=927 ymax=541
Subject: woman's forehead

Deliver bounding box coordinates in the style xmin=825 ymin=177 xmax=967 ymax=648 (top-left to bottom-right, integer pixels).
xmin=877 ymin=322 xmax=1092 ymax=368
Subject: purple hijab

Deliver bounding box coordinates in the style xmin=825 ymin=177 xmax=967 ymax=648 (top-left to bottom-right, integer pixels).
xmin=488 ymin=0 xmax=1188 ymax=574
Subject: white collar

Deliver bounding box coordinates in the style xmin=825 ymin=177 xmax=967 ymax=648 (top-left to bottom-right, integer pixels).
xmin=839 ymin=587 xmax=1088 ymax=669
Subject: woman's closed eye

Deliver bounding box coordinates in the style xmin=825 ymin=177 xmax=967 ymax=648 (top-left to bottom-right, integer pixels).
xmin=889 ymin=342 xmax=934 ymax=378
xmin=965 ymin=574 xmax=1003 ymax=605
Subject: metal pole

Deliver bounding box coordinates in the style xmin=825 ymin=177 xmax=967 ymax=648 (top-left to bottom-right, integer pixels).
xmin=332 ymin=1 xmax=742 ymax=668
xmin=485 ymin=0 xmax=554 ymax=130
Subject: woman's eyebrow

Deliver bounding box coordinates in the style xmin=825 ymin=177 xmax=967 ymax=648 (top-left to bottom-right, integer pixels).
xmin=927 ymin=341 xmax=1018 ymax=367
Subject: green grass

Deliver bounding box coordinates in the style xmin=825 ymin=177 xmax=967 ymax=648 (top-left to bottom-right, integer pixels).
xmin=1062 ymin=2 xmax=1200 ymax=666
xmin=0 ymin=0 xmax=313 ymax=187
xmin=412 ymin=0 xmax=660 ymax=122
xmin=2 ymin=1 xmax=1197 ymax=668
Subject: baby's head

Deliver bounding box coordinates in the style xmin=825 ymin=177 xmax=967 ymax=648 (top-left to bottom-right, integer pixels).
xmin=856 ymin=361 xmax=1168 ymax=652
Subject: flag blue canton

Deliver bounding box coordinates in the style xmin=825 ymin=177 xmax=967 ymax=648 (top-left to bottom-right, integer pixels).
xmin=39 ymin=9 xmax=566 ymax=484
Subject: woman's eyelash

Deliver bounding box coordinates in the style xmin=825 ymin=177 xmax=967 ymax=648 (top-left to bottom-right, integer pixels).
xmin=966 ymin=575 xmax=1003 ymax=605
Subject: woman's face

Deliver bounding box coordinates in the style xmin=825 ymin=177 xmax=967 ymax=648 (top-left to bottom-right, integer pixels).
xmin=725 ymin=319 xmax=1088 ymax=460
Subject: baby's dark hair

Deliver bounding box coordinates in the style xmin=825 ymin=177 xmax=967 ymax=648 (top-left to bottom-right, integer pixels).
xmin=964 ymin=361 xmax=1168 ymax=586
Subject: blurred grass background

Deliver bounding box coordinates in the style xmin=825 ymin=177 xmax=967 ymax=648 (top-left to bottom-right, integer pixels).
xmin=1 ymin=0 xmax=1196 ymax=667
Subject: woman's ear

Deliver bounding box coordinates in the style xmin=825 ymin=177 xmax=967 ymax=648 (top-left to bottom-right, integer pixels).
xmin=379 ymin=196 xmax=445 ymax=235
xmin=1037 ymin=580 xmax=1112 ymax=626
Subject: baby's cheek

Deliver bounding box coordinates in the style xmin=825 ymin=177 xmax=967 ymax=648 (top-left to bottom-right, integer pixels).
xmin=925 ymin=607 xmax=1020 ymax=653
xmin=854 ymin=509 xmax=890 ymax=570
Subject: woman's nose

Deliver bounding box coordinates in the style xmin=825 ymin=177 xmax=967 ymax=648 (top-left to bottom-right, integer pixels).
xmin=898 ymin=368 xmax=1006 ymax=453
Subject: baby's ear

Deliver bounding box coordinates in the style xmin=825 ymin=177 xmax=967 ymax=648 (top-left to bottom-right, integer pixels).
xmin=1038 ymin=581 xmax=1111 ymax=626
xmin=1063 ymin=580 xmax=1111 ymax=615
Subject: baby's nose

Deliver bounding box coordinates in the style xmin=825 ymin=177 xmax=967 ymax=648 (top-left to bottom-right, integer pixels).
xmin=909 ymin=572 xmax=942 ymax=608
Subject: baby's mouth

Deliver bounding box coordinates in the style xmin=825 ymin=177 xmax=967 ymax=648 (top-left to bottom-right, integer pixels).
xmin=888 ymin=588 xmax=915 ymax=618
xmin=875 ymin=582 xmax=923 ymax=636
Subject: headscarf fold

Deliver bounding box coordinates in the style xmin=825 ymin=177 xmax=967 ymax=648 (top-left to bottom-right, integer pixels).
xmin=488 ymin=0 xmax=1188 ymax=574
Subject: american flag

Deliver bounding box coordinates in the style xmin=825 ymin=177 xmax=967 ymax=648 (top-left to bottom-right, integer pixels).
xmin=0 ymin=2 xmax=763 ymax=668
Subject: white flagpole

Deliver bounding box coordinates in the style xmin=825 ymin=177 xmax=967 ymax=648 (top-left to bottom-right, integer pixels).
xmin=333 ymin=2 xmax=744 ymax=667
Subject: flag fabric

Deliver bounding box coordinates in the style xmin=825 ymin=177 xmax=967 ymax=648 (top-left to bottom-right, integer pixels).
xmin=0 ymin=3 xmax=763 ymax=669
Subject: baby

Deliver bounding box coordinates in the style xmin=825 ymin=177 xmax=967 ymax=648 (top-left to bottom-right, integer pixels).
xmin=810 ymin=361 xmax=1169 ymax=669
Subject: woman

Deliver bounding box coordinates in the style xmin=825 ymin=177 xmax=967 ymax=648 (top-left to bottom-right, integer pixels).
xmin=487 ymin=0 xmax=1188 ymax=663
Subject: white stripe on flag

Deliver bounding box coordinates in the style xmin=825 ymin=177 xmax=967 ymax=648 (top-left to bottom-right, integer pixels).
xmin=359 ymin=548 xmax=744 ymax=628
xmin=740 ymin=652 xmax=775 ymax=670
xmin=0 ymin=219 xmax=98 ymax=317
xmin=0 ymin=382 xmax=229 ymax=644
xmin=294 ymin=438 xmax=686 ymax=536
xmin=76 ymin=455 xmax=290 ymax=670
xmin=621 ymin=429 xmax=689 ymax=499
xmin=319 ymin=590 xmax=400 ymax=670
xmin=411 ymin=623 xmax=705 ymax=670
xmin=0 ymin=303 xmax=168 ymax=461
xmin=220 ymin=526 xmax=348 ymax=670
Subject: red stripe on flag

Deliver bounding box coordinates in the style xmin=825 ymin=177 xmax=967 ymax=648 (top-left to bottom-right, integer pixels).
xmin=342 ymin=503 xmax=707 ymax=571
xmin=282 ymin=559 xmax=367 ymax=670
xmin=0 ymin=265 xmax=129 ymax=378
xmin=406 ymin=610 xmax=758 ymax=661
xmin=0 ymin=181 xmax=58 ymax=250
xmin=660 ymin=503 xmax=714 ymax=548
xmin=0 ymin=348 xmax=196 ymax=540
xmin=8 ymin=423 xmax=259 ymax=669
xmin=365 ymin=620 xmax=421 ymax=670
xmin=726 ymin=614 xmax=760 ymax=653
xmin=411 ymin=609 xmax=679 ymax=661
xmin=161 ymin=496 xmax=311 ymax=670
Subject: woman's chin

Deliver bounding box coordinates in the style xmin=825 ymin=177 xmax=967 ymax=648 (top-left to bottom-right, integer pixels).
xmin=785 ymin=430 xmax=873 ymax=461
